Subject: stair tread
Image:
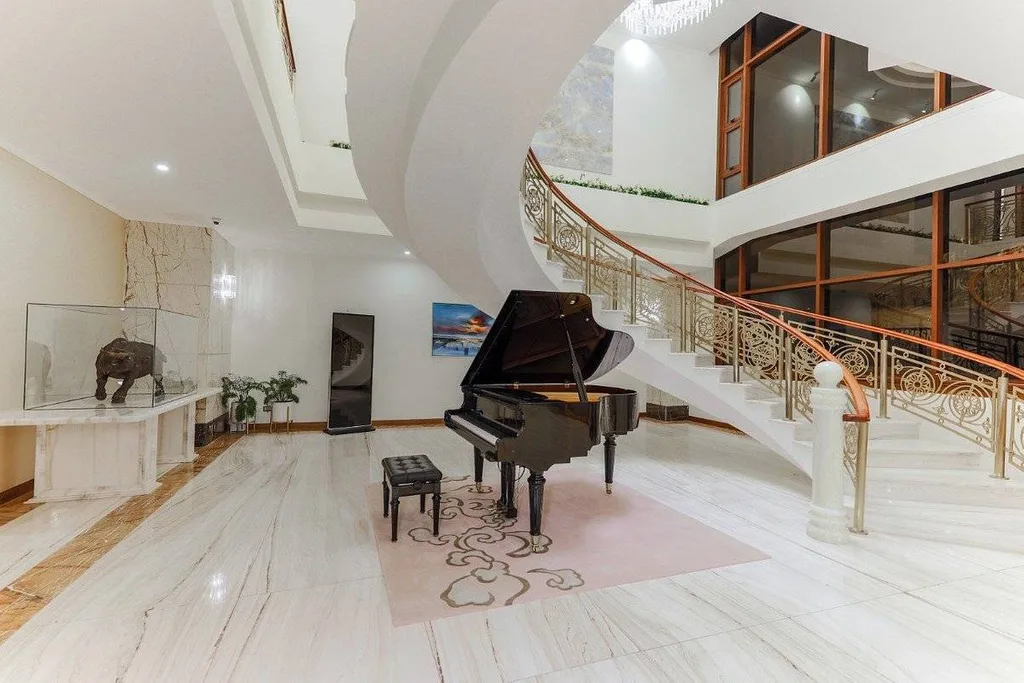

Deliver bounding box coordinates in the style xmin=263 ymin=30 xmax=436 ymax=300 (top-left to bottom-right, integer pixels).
xmin=868 ymin=439 xmax=986 ymax=455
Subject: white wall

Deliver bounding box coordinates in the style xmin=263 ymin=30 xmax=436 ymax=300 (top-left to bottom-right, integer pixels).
xmin=540 ymin=30 xmax=719 ymax=203
xmin=0 ymin=146 xmax=125 ymax=490
xmin=231 ymin=245 xmax=646 ymax=422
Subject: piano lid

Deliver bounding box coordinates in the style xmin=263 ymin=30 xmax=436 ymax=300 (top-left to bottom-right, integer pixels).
xmin=460 ymin=290 xmax=635 ymax=387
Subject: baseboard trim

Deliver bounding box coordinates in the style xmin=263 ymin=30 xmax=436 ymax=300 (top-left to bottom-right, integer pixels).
xmin=682 ymin=415 xmax=746 ymax=435
xmin=247 ymin=421 xmax=327 ymax=434
xmin=0 ymin=479 xmax=34 ymax=505
xmin=371 ymin=418 xmax=445 ymax=428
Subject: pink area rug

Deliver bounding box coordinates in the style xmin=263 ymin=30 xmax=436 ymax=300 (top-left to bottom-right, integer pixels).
xmin=368 ymin=468 xmax=768 ymax=626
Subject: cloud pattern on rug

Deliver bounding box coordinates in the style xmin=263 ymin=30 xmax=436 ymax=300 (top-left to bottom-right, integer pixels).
xmin=409 ymin=477 xmax=584 ymax=609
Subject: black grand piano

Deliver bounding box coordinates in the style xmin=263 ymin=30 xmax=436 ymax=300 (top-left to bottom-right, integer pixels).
xmin=444 ymin=290 xmax=640 ymax=552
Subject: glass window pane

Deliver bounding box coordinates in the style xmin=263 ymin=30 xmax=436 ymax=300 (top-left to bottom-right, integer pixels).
xmin=828 ymin=196 xmax=933 ymax=277
xmin=750 ymin=30 xmax=821 ymax=183
xmin=721 ymin=250 xmax=740 ymax=292
xmin=727 ymin=80 xmax=742 ymax=122
xmin=723 ymin=29 xmax=744 ymax=74
xmin=748 ymin=226 xmax=817 ymax=289
xmin=747 ymin=288 xmax=817 ymax=327
xmin=725 ymin=128 xmax=741 ymax=169
xmin=948 ymin=170 xmax=1024 ymax=261
xmin=723 ymin=173 xmax=742 ymax=197
xmin=830 ymin=38 xmax=935 ymax=153
xmin=752 ymin=14 xmax=796 ymax=54
xmin=943 ymin=261 xmax=1024 ymax=367
xmin=825 ymin=275 xmax=933 ymax=348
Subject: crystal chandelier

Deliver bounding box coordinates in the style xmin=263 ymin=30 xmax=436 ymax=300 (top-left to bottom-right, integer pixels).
xmin=619 ymin=0 xmax=724 ymax=36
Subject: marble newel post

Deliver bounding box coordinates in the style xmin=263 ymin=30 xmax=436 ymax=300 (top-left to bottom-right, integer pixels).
xmin=806 ymin=361 xmax=849 ymax=545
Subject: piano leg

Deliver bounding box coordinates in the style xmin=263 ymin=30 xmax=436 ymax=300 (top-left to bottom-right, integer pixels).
xmin=528 ymin=470 xmax=545 ymax=552
xmin=502 ymin=462 xmax=518 ymax=518
xmin=604 ymin=434 xmax=616 ymax=495
xmin=473 ymin=449 xmax=484 ymax=493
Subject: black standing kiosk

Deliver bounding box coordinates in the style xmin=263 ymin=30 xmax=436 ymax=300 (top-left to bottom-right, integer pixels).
xmin=324 ymin=312 xmax=376 ymax=435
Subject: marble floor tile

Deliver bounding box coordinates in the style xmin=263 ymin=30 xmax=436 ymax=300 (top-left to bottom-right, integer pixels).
xmin=792 ymin=593 xmax=1024 ymax=682
xmin=910 ymin=568 xmax=1024 ymax=643
xmin=644 ymin=621 xmax=894 ymax=683
xmin=511 ymin=652 xmax=672 ymax=683
xmin=579 ymin=570 xmax=784 ymax=650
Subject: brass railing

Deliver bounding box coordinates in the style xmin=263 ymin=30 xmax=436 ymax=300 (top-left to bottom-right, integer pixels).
xmin=521 ymin=150 xmax=874 ymax=532
xmin=966 ymin=191 xmax=1024 ymax=245
xmin=751 ymin=303 xmax=1024 ymax=479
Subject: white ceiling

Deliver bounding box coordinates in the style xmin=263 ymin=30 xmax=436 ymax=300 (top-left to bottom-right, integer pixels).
xmin=0 ymin=0 xmax=304 ymax=247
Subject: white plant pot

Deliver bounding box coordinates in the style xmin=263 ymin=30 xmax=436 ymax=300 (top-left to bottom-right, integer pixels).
xmin=271 ymin=401 xmax=294 ymax=423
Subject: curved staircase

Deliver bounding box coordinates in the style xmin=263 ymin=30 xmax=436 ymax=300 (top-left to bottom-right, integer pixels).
xmin=346 ymin=1 xmax=1024 ymax=531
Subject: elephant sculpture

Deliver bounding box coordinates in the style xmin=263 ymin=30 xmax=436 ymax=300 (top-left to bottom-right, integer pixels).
xmin=94 ymin=338 xmax=165 ymax=404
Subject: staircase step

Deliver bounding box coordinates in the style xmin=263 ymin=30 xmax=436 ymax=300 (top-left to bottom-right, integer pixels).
xmin=542 ymin=259 xmax=565 ymax=281
xmin=689 ymin=365 xmax=733 ymax=384
xmin=791 ymin=418 xmax=920 ymax=442
xmin=621 ymin=324 xmax=648 ymax=344
xmin=667 ymin=352 xmax=714 ymax=368
xmin=597 ymin=309 xmax=627 ymax=329
xmin=866 ymin=439 xmax=983 ymax=470
xmin=864 ymin=468 xmax=1024 ymax=509
xmin=643 ymin=338 xmax=671 ymax=356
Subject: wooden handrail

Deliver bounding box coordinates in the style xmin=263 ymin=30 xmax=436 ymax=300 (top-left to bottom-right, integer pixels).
xmin=527 ymin=149 xmax=871 ymax=423
xmin=747 ymin=300 xmax=1024 ymax=382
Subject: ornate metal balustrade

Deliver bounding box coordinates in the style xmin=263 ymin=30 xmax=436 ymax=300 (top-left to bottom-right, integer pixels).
xmin=521 ymin=151 xmax=874 ymax=532
xmin=966 ymin=191 xmax=1024 ymax=245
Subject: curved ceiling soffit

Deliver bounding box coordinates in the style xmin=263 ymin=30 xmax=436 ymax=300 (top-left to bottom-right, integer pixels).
xmin=403 ymin=0 xmax=631 ymax=311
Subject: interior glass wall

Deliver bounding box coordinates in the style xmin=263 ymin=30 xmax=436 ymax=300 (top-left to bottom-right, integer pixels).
xmin=828 ymin=196 xmax=933 ymax=278
xmin=830 ymin=38 xmax=935 ymax=153
xmin=948 ymin=171 xmax=1024 ymax=261
xmin=747 ymin=226 xmax=817 ymax=289
xmin=717 ymin=15 xmax=991 ymax=198
xmin=943 ymin=262 xmax=1024 ymax=366
xmin=750 ymin=30 xmax=821 ymax=183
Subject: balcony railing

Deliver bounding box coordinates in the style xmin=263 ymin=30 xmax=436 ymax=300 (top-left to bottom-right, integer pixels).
xmin=966 ymin=191 xmax=1024 ymax=245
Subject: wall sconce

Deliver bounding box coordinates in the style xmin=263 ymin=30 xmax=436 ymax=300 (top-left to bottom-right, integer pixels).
xmin=214 ymin=273 xmax=237 ymax=299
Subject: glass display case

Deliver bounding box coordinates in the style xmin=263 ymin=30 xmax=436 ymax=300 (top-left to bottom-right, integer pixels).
xmin=24 ymin=304 xmax=199 ymax=409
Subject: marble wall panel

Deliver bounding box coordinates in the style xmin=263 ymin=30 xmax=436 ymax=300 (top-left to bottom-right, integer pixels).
xmin=532 ymin=44 xmax=614 ymax=174
xmin=123 ymin=221 xmax=235 ymax=393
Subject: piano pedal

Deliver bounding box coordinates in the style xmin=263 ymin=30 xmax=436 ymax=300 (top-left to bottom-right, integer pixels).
xmin=531 ymin=535 xmax=543 ymax=553
xmin=605 ymin=483 xmax=612 ymax=494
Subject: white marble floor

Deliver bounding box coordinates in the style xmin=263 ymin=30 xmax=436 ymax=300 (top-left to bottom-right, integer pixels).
xmin=1 ymin=423 xmax=1024 ymax=682
xmin=0 ymin=497 xmax=125 ymax=591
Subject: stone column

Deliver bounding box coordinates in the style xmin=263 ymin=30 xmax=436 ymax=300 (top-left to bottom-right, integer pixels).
xmin=806 ymin=361 xmax=849 ymax=544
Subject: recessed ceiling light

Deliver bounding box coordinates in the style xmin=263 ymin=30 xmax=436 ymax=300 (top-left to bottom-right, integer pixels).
xmin=403 ymin=250 xmax=411 ymax=256
xmin=154 ymin=163 xmax=171 ymax=173
xmin=921 ymin=108 xmax=927 ymax=114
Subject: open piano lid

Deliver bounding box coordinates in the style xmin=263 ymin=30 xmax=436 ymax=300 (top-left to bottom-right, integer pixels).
xmin=460 ymin=290 xmax=635 ymax=387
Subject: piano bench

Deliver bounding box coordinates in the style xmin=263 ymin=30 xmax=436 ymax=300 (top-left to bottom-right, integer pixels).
xmin=382 ymin=455 xmax=442 ymax=542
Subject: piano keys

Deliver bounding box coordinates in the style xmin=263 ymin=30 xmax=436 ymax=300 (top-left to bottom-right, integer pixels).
xmin=444 ymin=290 xmax=640 ymax=552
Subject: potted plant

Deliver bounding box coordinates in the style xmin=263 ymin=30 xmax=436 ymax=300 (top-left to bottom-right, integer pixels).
xmin=263 ymin=370 xmax=308 ymax=423
xmin=221 ymin=374 xmax=263 ymax=429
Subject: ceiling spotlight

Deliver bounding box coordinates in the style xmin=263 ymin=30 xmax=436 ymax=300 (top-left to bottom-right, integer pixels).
xmin=870 ymin=88 xmax=880 ymax=101
xmin=154 ymin=163 xmax=171 ymax=173
xmin=403 ymin=250 xmax=411 ymax=256
xmin=921 ymin=108 xmax=927 ymax=113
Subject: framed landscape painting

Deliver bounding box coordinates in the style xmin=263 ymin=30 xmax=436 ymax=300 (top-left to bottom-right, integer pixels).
xmin=431 ymin=303 xmax=494 ymax=357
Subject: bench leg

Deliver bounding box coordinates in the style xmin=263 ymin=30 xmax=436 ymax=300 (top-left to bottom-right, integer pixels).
xmin=390 ymin=497 xmax=400 ymax=542
xmin=420 ymin=492 xmax=426 ymax=513
xmin=432 ymin=485 xmax=441 ymax=536
xmin=382 ymin=480 xmax=390 ymax=518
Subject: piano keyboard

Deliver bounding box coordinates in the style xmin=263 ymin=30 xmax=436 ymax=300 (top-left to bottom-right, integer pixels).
xmin=448 ymin=413 xmax=500 ymax=446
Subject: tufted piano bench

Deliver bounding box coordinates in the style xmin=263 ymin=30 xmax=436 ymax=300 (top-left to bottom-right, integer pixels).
xmin=382 ymin=455 xmax=442 ymax=542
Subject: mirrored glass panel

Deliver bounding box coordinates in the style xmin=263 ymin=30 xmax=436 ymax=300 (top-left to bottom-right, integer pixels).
xmin=723 ymin=29 xmax=744 ymax=74
xmin=828 ymin=196 xmax=933 ymax=278
xmin=825 ymin=275 xmax=933 ymax=351
xmin=750 ymin=30 xmax=821 ymax=183
xmin=943 ymin=261 xmax=1024 ymax=368
xmin=830 ymin=39 xmax=935 ymax=152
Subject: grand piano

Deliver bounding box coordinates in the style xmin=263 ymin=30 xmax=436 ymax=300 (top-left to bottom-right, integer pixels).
xmin=444 ymin=290 xmax=639 ymax=552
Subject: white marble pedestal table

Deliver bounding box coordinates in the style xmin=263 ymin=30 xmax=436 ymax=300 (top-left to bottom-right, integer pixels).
xmin=0 ymin=388 xmax=219 ymax=503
